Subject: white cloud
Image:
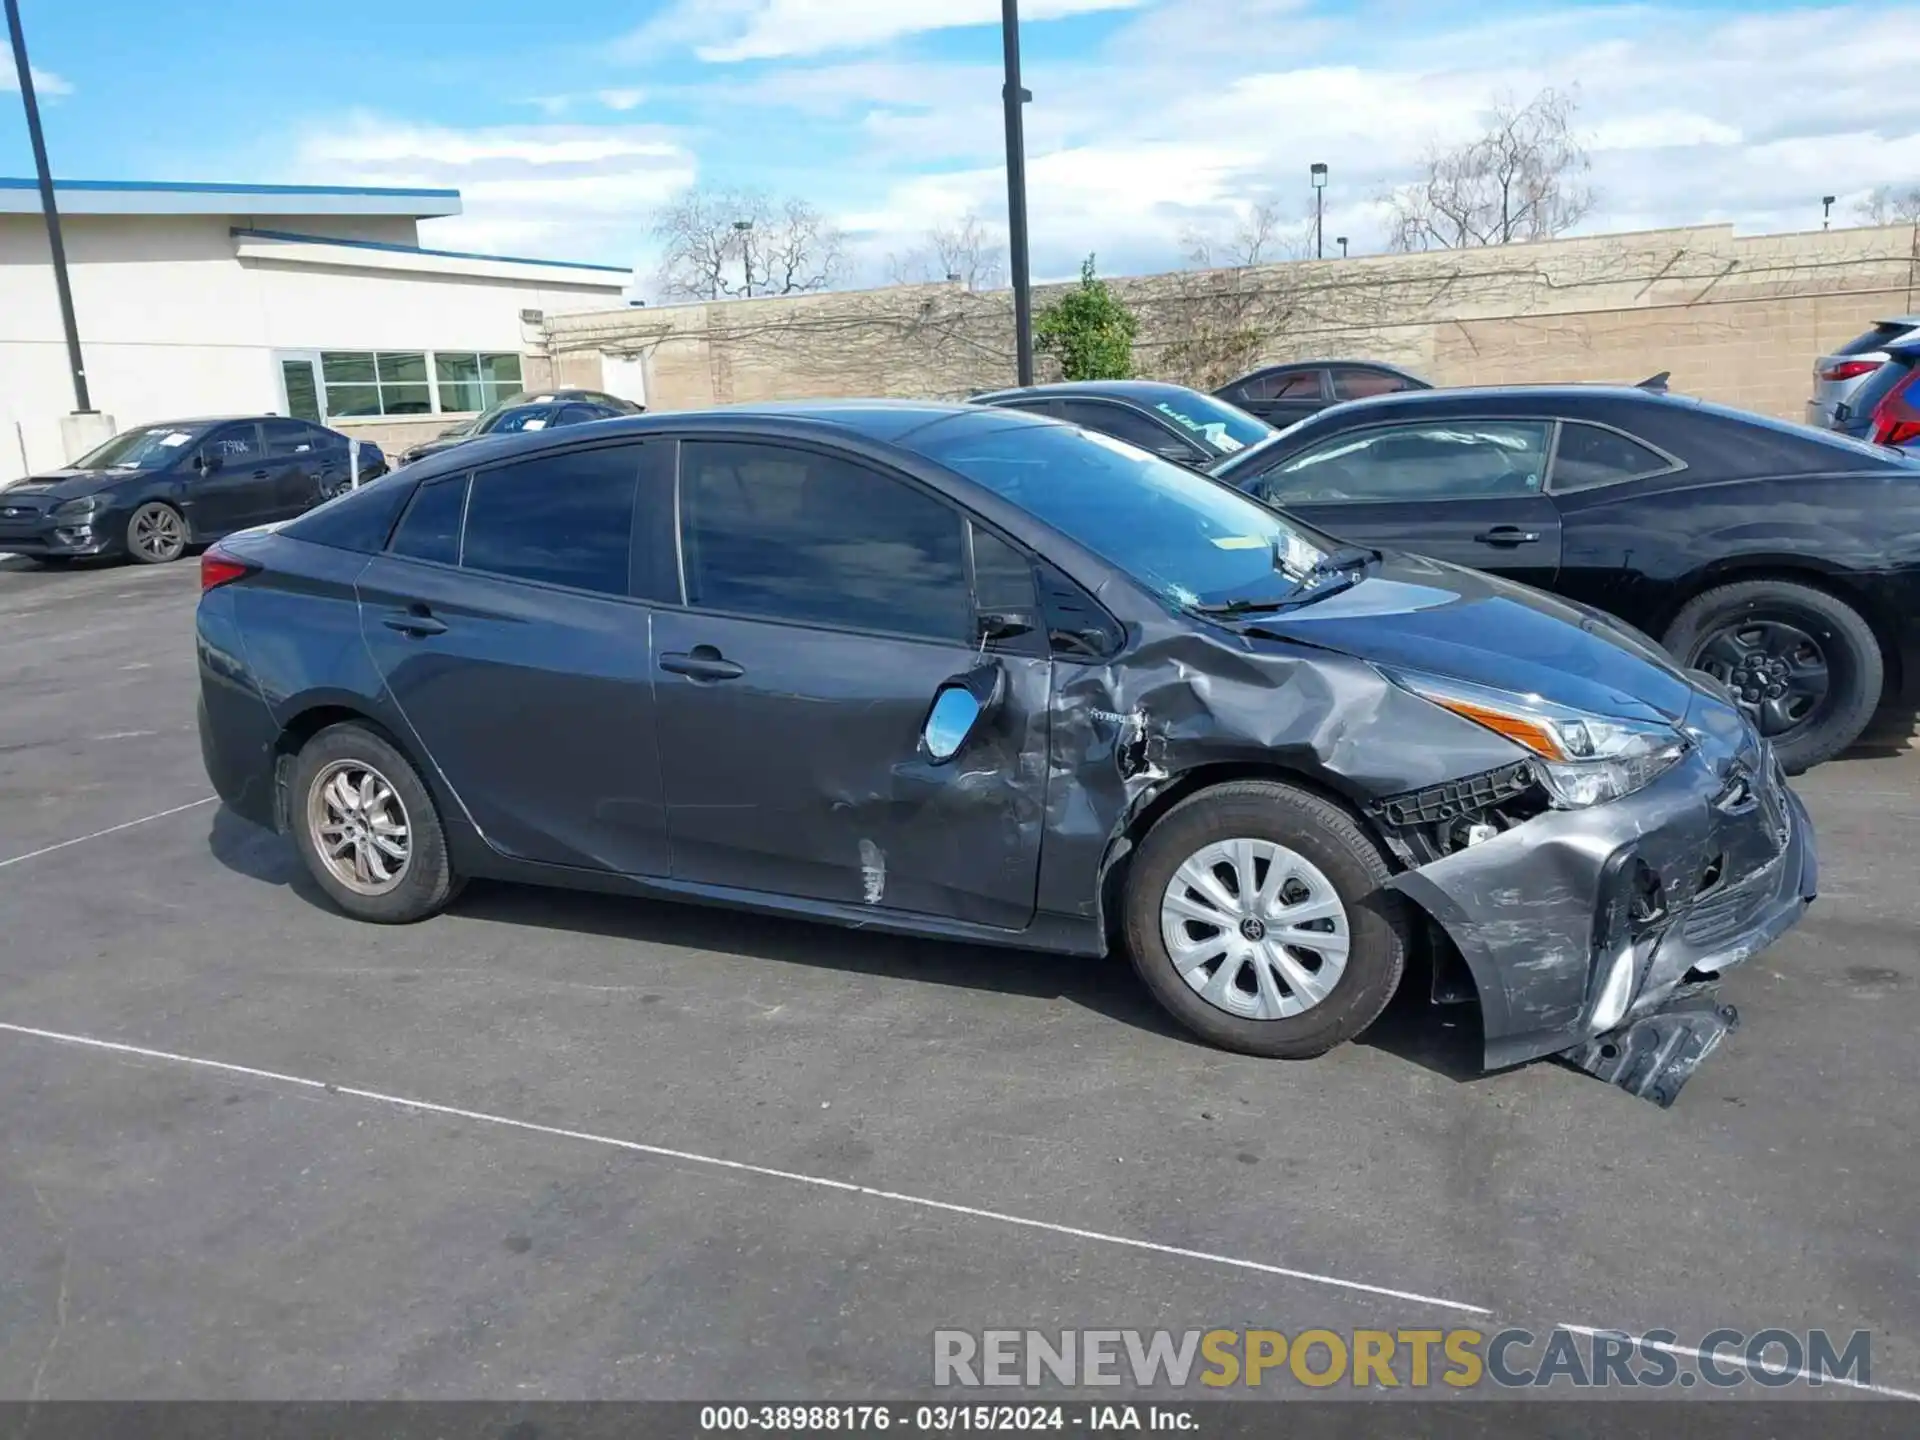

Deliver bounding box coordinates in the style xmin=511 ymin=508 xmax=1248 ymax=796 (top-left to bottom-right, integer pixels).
xmin=0 ymin=64 xmax=70 ymax=97
xmin=294 ymin=116 xmax=698 ymax=265
xmin=627 ymin=0 xmax=1146 ymax=64
xmin=598 ymin=88 xmax=647 ymax=111
xmin=807 ymin=1 xmax=1920 ymax=274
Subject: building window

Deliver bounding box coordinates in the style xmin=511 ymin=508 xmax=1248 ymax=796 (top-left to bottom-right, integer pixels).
xmin=434 ymin=352 xmax=524 ymax=414
xmin=321 ymin=351 xmax=433 ymax=416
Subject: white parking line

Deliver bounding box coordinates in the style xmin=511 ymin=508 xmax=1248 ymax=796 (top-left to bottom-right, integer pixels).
xmin=1559 ymin=1324 xmax=1920 ymax=1402
xmin=0 ymin=796 xmax=217 ymax=871
xmin=0 ymin=1020 xmax=1489 ymax=1316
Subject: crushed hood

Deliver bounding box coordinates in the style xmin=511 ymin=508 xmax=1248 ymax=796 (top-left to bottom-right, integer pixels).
xmin=1245 ymin=551 xmax=1699 ymax=725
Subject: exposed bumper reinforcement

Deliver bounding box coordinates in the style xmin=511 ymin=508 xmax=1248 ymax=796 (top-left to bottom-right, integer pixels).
xmin=1558 ymin=984 xmax=1741 ymax=1108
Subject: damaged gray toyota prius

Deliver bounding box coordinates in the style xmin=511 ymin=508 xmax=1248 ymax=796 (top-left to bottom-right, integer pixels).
xmin=197 ymin=401 xmax=1816 ymax=1105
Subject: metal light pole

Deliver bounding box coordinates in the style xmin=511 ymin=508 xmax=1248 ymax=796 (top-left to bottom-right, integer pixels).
xmin=1001 ymin=0 xmax=1034 ymax=386
xmin=1310 ymin=162 xmax=1328 ymax=260
xmin=732 ymin=218 xmax=754 ymax=298
xmin=1822 ymin=195 xmax=1835 ymax=231
xmin=5 ymin=0 xmax=90 ymax=412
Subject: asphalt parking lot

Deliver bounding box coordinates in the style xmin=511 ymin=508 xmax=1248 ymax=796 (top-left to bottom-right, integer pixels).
xmin=2 ymin=554 xmax=1917 ymax=1403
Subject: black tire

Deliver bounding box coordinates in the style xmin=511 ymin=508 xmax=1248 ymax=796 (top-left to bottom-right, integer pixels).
xmin=1663 ymin=579 xmax=1882 ymax=774
xmin=1122 ymin=780 xmax=1411 ymax=1059
xmin=288 ymin=721 xmax=462 ymax=923
xmin=125 ymin=500 xmax=188 ymax=564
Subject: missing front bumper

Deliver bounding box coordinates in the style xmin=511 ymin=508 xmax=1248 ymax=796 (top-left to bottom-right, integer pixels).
xmin=1558 ymin=984 xmax=1742 ymax=1108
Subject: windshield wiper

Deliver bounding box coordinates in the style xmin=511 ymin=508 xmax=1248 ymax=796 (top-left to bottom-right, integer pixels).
xmin=1190 ymin=544 xmax=1382 ymax=618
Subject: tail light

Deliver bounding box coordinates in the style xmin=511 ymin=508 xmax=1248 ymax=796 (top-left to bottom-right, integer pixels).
xmin=200 ymin=545 xmax=257 ymax=593
xmin=1819 ymin=359 xmax=1882 ymax=383
xmin=1869 ymin=369 xmax=1920 ymax=449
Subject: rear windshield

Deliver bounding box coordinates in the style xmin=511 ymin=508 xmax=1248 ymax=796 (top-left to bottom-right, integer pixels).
xmin=1672 ymin=397 xmax=1915 ymax=468
xmin=905 ymin=416 xmax=1336 ymax=611
xmin=1143 ymin=393 xmax=1273 ymax=455
xmin=1835 ymin=320 xmax=1920 ymax=357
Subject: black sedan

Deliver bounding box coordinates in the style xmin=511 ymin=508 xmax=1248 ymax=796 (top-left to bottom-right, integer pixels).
xmin=971 ymin=380 xmax=1274 ymax=465
xmin=399 ymin=389 xmax=640 ymax=467
xmin=0 ymin=416 xmax=385 ymax=567
xmin=1216 ymin=360 xmax=1431 ymax=426
xmin=197 ymin=401 xmax=1813 ymax=1102
xmin=1210 ymin=385 xmax=1920 ymax=772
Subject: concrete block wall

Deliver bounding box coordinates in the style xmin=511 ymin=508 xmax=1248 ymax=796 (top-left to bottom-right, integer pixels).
xmin=541 ymin=223 xmax=1920 ymax=421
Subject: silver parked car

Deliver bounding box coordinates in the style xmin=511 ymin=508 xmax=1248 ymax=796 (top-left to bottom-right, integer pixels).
xmin=1808 ymin=315 xmax=1920 ymax=429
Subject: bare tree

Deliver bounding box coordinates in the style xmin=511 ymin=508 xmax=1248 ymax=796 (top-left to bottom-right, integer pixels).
xmin=1152 ymin=201 xmax=1309 ymax=391
xmin=1179 ymin=199 xmax=1300 ymax=270
xmin=1386 ymin=88 xmax=1595 ymax=251
xmin=1855 ymin=185 xmax=1920 ymax=226
xmin=652 ymin=187 xmax=847 ymax=301
xmin=887 ymin=212 xmax=1007 ymax=290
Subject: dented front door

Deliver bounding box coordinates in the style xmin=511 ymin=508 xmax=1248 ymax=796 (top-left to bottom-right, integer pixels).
xmin=651 ymin=612 xmax=1051 ymax=928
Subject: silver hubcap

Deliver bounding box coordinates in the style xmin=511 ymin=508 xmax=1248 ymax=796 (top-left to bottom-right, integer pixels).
xmin=1160 ymin=838 xmax=1351 ymax=1020
xmin=131 ymin=504 xmax=184 ymax=560
xmin=308 ymin=760 xmax=412 ymax=896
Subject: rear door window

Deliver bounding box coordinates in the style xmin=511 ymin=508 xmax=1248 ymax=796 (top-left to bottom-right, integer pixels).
xmin=1330 ymin=368 xmax=1413 ymax=401
xmin=459 ymin=447 xmax=640 ymax=595
xmin=262 ymin=419 xmax=319 ymax=457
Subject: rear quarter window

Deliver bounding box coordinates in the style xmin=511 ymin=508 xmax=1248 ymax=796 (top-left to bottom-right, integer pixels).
xmin=1836 ymin=321 xmax=1920 ymax=356
xmin=279 ymin=471 xmax=413 ymax=553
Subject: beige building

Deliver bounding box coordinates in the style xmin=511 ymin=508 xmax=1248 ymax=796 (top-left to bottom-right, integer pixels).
xmin=1 ymin=179 xmax=635 ymax=482
xmin=536 ymin=223 xmax=1920 ymax=422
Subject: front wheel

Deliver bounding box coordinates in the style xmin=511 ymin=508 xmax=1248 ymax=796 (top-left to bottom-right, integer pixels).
xmin=289 ymin=722 xmax=462 ymax=922
xmin=1122 ymin=780 xmax=1410 ymax=1059
xmin=125 ymin=501 xmax=188 ymax=564
xmin=1664 ymin=580 xmax=1882 ymax=774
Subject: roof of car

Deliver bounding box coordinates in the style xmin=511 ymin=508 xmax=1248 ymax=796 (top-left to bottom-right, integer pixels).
xmin=1309 ymin=383 xmax=1676 ymax=415
xmin=394 ymin=399 xmax=1031 ymax=480
xmin=971 ymin=380 xmax=1216 ymax=406
xmin=1242 ymin=359 xmax=1428 ymax=378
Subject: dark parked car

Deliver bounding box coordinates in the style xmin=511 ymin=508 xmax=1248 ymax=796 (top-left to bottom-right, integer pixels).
xmin=1210 ymin=385 xmax=1920 ymax=772
xmin=971 ymin=380 xmax=1274 ymax=464
xmin=1807 ymin=314 xmax=1920 ymax=431
xmin=0 ymin=416 xmax=385 ymax=566
xmin=1216 ymin=360 xmax=1431 ymax=426
xmin=197 ymin=402 xmax=1814 ymax=1102
xmin=400 ymin=389 xmax=641 ymax=466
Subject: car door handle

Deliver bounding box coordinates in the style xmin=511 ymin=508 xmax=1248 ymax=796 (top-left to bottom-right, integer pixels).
xmin=1474 ymin=526 xmax=1541 ymax=546
xmin=382 ymin=607 xmax=447 ymax=637
xmin=661 ymin=648 xmax=745 ymax=682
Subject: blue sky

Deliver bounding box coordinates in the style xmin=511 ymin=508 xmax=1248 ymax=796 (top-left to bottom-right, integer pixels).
xmin=4 ymin=0 xmax=1917 ymax=293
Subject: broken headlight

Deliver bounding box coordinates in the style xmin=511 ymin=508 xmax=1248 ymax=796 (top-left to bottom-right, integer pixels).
xmin=1384 ymin=669 xmax=1689 ymax=809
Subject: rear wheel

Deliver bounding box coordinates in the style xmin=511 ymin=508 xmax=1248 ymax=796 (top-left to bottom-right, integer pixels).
xmin=1664 ymin=579 xmax=1881 ymax=773
xmin=289 ymin=722 xmax=461 ymax=923
xmin=1122 ymin=780 xmax=1410 ymax=1058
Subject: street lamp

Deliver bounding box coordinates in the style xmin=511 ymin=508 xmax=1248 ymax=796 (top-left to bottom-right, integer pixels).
xmin=1822 ymin=194 xmax=1836 ymax=231
xmin=1310 ymin=162 xmax=1328 ymax=260
xmin=732 ymin=219 xmax=754 ymax=297
xmin=5 ymin=0 xmax=91 ymax=414
xmin=1001 ymin=0 xmax=1035 ymax=385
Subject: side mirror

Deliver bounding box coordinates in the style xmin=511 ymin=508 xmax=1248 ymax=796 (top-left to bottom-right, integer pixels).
xmin=921 ymin=662 xmax=1006 ymax=764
